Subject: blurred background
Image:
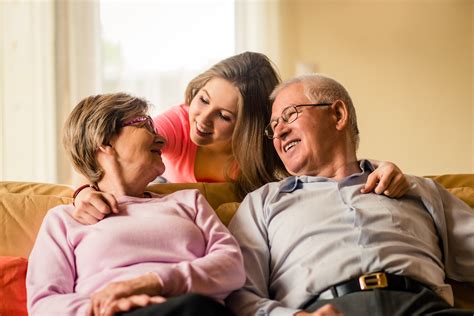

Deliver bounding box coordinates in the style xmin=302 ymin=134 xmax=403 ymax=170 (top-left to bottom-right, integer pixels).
xmin=0 ymin=0 xmax=472 ymax=185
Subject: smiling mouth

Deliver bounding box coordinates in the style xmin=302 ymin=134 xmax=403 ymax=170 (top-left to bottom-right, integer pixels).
xmin=195 ymin=122 xmax=212 ymax=135
xmin=284 ymin=140 xmax=300 ymax=152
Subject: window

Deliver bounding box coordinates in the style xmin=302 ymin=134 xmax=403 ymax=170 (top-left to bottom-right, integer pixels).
xmin=100 ymin=0 xmax=235 ymax=116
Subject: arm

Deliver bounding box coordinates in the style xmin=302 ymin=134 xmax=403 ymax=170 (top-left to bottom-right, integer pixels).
xmin=429 ymin=180 xmax=474 ymax=282
xmin=225 ymin=192 xmax=300 ymax=316
xmin=26 ymin=207 xmax=90 ymax=315
xmin=362 ymin=160 xmax=410 ymax=198
xmin=155 ymin=191 xmax=245 ymax=299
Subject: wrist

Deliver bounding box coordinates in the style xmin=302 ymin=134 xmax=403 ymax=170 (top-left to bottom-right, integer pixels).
xmin=72 ymin=184 xmax=98 ymax=206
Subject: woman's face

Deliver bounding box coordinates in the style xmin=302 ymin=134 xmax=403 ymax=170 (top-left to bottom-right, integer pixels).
xmin=188 ymin=77 xmax=241 ymax=149
xmin=108 ymin=117 xmax=166 ymax=183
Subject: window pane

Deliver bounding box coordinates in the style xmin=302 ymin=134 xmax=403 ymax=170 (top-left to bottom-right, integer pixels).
xmin=100 ymin=0 xmax=235 ymax=116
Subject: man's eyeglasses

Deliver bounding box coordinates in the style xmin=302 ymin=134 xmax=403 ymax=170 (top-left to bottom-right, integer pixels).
xmin=264 ymin=103 xmax=332 ymax=139
xmin=122 ymin=115 xmax=156 ymax=135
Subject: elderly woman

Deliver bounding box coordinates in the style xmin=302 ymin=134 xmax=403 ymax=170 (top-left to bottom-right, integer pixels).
xmin=26 ymin=93 xmax=245 ymax=316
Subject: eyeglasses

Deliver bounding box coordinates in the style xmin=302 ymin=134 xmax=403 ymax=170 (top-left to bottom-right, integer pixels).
xmin=264 ymin=103 xmax=332 ymax=139
xmin=122 ymin=115 xmax=156 ymax=135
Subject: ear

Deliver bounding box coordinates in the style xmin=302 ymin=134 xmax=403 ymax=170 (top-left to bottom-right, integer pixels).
xmin=97 ymin=143 xmax=115 ymax=156
xmin=332 ymin=100 xmax=350 ymax=131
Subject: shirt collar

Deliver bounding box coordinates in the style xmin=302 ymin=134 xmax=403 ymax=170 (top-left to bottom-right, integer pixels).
xmin=278 ymin=159 xmax=375 ymax=193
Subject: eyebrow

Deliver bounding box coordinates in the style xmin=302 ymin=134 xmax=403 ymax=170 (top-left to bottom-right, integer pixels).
xmin=201 ymin=88 xmax=237 ymax=116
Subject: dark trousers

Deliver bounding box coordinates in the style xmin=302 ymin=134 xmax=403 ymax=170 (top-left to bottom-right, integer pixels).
xmin=306 ymin=287 xmax=473 ymax=316
xmin=118 ymin=293 xmax=234 ymax=316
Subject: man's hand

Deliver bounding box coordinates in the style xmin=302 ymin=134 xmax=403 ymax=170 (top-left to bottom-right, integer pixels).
xmin=73 ymin=188 xmax=119 ymax=225
xmin=87 ymin=294 xmax=167 ymax=316
xmin=87 ymin=273 xmax=163 ymax=316
xmin=361 ymin=161 xmax=410 ymax=198
xmin=294 ymin=304 xmax=343 ymax=316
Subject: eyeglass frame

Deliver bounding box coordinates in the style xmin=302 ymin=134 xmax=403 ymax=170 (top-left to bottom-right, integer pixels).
xmin=121 ymin=115 xmax=157 ymax=135
xmin=264 ymin=103 xmax=333 ymax=139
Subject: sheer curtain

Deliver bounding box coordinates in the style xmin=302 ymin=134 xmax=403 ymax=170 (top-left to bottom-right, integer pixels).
xmin=0 ymin=1 xmax=101 ymax=184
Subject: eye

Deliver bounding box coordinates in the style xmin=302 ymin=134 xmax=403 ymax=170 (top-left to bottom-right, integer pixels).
xmin=199 ymin=96 xmax=209 ymax=104
xmin=284 ymin=108 xmax=298 ymax=123
xmin=218 ymin=112 xmax=232 ymax=122
xmin=271 ymin=120 xmax=279 ymax=131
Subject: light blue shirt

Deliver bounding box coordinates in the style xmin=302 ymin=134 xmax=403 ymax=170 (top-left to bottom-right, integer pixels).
xmin=226 ymin=160 xmax=474 ymax=316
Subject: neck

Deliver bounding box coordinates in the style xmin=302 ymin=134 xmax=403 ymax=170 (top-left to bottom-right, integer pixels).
xmin=97 ymin=176 xmax=148 ymax=198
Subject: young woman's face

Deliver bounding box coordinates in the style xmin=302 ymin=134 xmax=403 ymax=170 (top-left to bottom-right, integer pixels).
xmin=188 ymin=77 xmax=241 ymax=149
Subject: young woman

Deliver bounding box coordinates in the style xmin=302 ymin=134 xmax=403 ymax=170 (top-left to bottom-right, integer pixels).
xmin=73 ymin=52 xmax=409 ymax=224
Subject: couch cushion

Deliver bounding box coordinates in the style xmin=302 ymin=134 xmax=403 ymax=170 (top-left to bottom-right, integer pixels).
xmin=0 ymin=256 xmax=28 ymax=316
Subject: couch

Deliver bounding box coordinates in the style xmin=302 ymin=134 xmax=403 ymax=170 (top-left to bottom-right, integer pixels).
xmin=0 ymin=174 xmax=473 ymax=315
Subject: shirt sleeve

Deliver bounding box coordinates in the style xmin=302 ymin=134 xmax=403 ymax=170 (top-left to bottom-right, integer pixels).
xmin=224 ymin=190 xmax=300 ymax=316
xmin=154 ymin=190 xmax=245 ymax=300
xmin=26 ymin=207 xmax=90 ymax=315
xmin=153 ymin=104 xmax=189 ymax=160
xmin=430 ymin=180 xmax=474 ymax=282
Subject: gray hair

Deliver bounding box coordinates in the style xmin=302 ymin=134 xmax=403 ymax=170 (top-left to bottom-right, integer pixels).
xmin=270 ymin=73 xmax=360 ymax=149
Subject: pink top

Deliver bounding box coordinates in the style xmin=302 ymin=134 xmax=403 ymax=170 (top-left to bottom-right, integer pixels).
xmin=154 ymin=105 xmax=197 ymax=183
xmin=26 ymin=190 xmax=245 ymax=316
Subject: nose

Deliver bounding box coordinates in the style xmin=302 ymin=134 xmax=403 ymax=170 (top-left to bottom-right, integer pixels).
xmin=273 ymin=122 xmax=290 ymax=140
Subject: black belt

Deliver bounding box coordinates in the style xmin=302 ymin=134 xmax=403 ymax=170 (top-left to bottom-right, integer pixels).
xmin=301 ymin=272 xmax=427 ymax=309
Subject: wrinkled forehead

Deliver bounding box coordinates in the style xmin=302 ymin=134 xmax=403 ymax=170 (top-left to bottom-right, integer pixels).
xmin=271 ymin=83 xmax=310 ymax=118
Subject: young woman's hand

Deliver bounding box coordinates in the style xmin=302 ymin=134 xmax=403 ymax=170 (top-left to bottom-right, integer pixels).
xmin=87 ymin=273 xmax=163 ymax=316
xmin=73 ymin=188 xmax=119 ymax=224
xmin=361 ymin=161 xmax=410 ymax=198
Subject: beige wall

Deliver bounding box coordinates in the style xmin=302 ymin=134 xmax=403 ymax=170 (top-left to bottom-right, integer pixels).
xmin=275 ymin=0 xmax=473 ymax=175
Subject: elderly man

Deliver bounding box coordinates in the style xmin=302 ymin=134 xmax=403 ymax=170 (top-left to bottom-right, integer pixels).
xmin=226 ymin=74 xmax=474 ymax=315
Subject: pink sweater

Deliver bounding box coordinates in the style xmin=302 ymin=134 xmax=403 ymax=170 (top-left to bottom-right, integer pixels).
xmin=154 ymin=105 xmax=197 ymax=183
xmin=26 ymin=190 xmax=245 ymax=316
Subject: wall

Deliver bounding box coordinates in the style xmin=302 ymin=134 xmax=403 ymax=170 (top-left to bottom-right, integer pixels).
xmin=277 ymin=0 xmax=473 ymax=175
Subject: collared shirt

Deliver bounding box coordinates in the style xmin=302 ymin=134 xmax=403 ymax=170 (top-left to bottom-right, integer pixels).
xmin=226 ymin=160 xmax=474 ymax=316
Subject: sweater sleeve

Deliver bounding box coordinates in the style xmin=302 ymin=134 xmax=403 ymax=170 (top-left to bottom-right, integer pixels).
xmin=26 ymin=206 xmax=90 ymax=316
xmin=155 ymin=191 xmax=245 ymax=300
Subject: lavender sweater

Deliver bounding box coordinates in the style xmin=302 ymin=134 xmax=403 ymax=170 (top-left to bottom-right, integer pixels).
xmin=26 ymin=189 xmax=245 ymax=316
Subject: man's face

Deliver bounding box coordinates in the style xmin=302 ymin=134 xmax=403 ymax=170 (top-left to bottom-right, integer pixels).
xmin=271 ymin=83 xmax=336 ymax=176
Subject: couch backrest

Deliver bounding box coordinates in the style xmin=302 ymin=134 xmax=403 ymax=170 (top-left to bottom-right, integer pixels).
xmin=0 ymin=181 xmax=239 ymax=258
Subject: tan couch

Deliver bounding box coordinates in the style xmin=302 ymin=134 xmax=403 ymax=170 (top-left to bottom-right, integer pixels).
xmin=0 ymin=175 xmax=473 ymax=312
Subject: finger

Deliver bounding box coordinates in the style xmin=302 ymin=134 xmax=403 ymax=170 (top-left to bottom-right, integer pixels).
xmin=101 ymin=193 xmax=120 ymax=214
xmin=93 ymin=297 xmax=101 ymax=316
xmin=149 ymin=295 xmax=167 ymax=304
xmin=374 ymin=171 xmax=395 ymax=195
xmin=313 ymin=303 xmax=342 ymax=316
xmin=77 ymin=212 xmax=100 ymax=225
xmin=79 ymin=202 xmax=107 ymax=220
xmin=99 ymin=297 xmax=114 ymax=316
xmin=385 ymin=176 xmax=408 ymax=198
xmin=361 ymin=172 xmax=379 ymax=193
xmin=89 ymin=197 xmax=113 ymax=216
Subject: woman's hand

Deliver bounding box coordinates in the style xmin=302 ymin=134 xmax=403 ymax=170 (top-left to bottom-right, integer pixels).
xmin=87 ymin=273 xmax=163 ymax=316
xmin=361 ymin=161 xmax=410 ymax=198
xmin=73 ymin=188 xmax=119 ymax=225
xmin=88 ymin=294 xmax=166 ymax=316
xmin=295 ymin=304 xmax=343 ymax=316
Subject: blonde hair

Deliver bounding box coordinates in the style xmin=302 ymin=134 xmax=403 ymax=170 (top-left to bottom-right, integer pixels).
xmin=62 ymin=93 xmax=150 ymax=183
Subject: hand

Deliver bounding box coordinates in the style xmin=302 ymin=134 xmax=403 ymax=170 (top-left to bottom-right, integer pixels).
xmin=73 ymin=188 xmax=119 ymax=225
xmin=87 ymin=273 xmax=163 ymax=316
xmin=295 ymin=304 xmax=343 ymax=316
xmin=87 ymin=294 xmax=166 ymax=316
xmin=361 ymin=161 xmax=409 ymax=198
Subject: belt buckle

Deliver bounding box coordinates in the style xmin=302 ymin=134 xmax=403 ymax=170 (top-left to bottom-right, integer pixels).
xmin=359 ymin=272 xmax=388 ymax=290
